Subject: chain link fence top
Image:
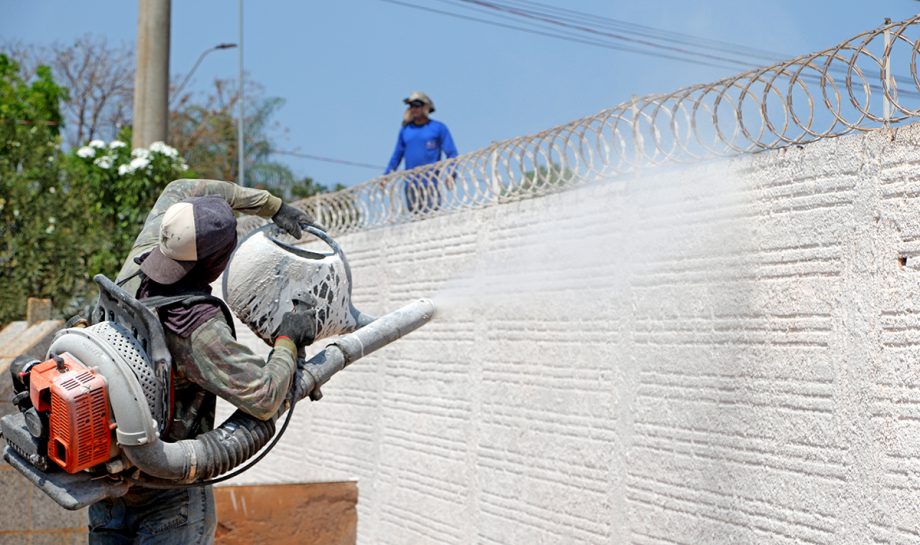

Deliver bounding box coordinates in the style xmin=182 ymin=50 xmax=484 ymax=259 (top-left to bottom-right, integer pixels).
xmin=236 ymin=15 xmax=920 ymax=236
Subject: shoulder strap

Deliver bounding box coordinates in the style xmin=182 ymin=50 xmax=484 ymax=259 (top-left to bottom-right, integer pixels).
xmin=115 ymin=250 xmax=153 ymax=288
xmin=116 ymin=268 xmax=144 ymax=287
xmin=140 ymin=293 xmax=237 ymax=339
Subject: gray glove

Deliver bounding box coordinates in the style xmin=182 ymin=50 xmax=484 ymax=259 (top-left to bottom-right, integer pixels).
xmin=275 ymin=302 xmax=316 ymax=354
xmin=272 ymin=202 xmax=320 ymax=239
xmin=288 ymin=358 xmax=323 ymax=404
xmin=276 ymin=297 xmax=320 ymax=405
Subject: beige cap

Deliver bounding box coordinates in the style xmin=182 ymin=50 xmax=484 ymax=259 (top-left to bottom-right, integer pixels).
xmin=140 ymin=196 xmax=238 ymax=284
xmin=404 ymin=91 xmax=435 ymax=113
xmin=159 ymin=202 xmax=199 ymax=261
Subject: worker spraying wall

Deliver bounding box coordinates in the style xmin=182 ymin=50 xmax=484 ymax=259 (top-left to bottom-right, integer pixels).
xmin=222 ymin=124 xmax=920 ymax=545
xmin=0 ymin=218 xmax=435 ymax=510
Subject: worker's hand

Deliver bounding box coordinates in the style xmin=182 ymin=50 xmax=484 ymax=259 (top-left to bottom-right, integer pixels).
xmin=288 ymin=357 xmax=322 ymax=404
xmin=274 ymin=301 xmax=317 ymax=353
xmin=272 ymin=202 xmax=321 ymax=239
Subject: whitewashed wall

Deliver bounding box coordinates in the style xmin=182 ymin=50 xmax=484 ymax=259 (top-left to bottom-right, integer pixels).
xmin=219 ymin=124 xmax=920 ymax=545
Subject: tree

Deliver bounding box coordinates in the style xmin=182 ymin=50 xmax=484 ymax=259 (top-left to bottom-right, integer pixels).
xmin=0 ymin=53 xmax=72 ymax=323
xmin=169 ymin=78 xmax=289 ymax=183
xmin=169 ymin=77 xmax=343 ymax=200
xmin=0 ymin=40 xmax=345 ymax=324
xmin=52 ymin=36 xmax=134 ymax=147
xmin=67 ymin=132 xmax=191 ymax=277
xmin=0 ymin=36 xmax=134 ymax=148
xmin=291 ymin=177 xmax=347 ymax=200
xmin=0 ymin=52 xmax=189 ymax=325
xmin=2 ymin=36 xmax=343 ymax=200
xmin=168 ymin=77 xmax=239 ymax=180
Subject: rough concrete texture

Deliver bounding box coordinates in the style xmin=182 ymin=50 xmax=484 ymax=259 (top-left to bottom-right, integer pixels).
xmin=0 ymin=464 xmax=87 ymax=545
xmin=215 ymin=123 xmax=920 ymax=545
xmin=214 ymin=482 xmax=357 ymax=545
xmin=0 ymin=319 xmax=64 ymax=376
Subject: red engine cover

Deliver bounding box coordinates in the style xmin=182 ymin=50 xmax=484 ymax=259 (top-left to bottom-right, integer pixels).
xmin=29 ymin=353 xmax=113 ymax=473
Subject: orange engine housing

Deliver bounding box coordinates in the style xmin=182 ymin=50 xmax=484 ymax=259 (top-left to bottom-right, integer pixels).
xmin=29 ymin=353 xmax=113 ymax=474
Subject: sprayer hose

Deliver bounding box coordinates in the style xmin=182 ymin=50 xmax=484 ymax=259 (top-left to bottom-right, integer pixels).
xmin=191 ymin=409 xmax=276 ymax=481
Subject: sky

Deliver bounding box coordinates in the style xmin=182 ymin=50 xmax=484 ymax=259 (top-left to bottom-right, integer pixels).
xmin=3 ymin=1 xmax=920 ymax=188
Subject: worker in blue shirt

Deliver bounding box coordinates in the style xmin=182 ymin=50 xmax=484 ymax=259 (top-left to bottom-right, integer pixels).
xmin=384 ymin=91 xmax=458 ymax=214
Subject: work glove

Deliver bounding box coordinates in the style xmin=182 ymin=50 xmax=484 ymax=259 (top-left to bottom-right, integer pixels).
xmin=274 ymin=299 xmax=317 ymax=355
xmin=288 ymin=356 xmax=323 ymax=405
xmin=272 ymin=202 xmax=321 ymax=239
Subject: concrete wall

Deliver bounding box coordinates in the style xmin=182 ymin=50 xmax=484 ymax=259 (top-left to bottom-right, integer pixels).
xmin=222 ymin=124 xmax=920 ymax=544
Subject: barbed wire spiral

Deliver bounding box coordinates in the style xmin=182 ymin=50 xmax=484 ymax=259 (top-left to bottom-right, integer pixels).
xmin=238 ymin=15 xmax=920 ymax=236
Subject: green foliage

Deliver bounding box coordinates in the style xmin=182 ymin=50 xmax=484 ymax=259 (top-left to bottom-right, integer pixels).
xmin=251 ymin=174 xmax=345 ymax=202
xmin=0 ymin=53 xmax=72 ymax=323
xmin=170 ymin=78 xmax=284 ymax=184
xmin=170 ymin=78 xmax=342 ymax=202
xmin=0 ymin=53 xmax=189 ymax=324
xmin=501 ymin=163 xmax=576 ymax=202
xmin=65 ymin=133 xmax=190 ymax=276
xmin=290 ymin=177 xmax=346 ymax=200
xmin=1 ymin=47 xmax=339 ymax=326
xmin=169 ymin=79 xmax=239 ymax=181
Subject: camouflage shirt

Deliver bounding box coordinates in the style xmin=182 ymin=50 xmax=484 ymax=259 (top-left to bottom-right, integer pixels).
xmin=114 ymin=179 xmax=297 ymax=438
xmin=115 ymin=178 xmax=283 ymax=295
xmin=166 ymin=318 xmax=297 ymax=435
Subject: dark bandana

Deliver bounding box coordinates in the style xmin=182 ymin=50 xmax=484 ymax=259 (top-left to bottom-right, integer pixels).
xmin=137 ymin=233 xmax=237 ymax=338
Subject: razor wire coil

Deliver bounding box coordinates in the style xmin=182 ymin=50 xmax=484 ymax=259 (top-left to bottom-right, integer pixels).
xmin=238 ymin=16 xmax=920 ymax=236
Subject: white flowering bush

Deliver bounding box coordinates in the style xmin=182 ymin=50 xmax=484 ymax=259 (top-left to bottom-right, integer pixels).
xmin=74 ymin=139 xmax=187 ymax=178
xmin=68 ymin=136 xmax=193 ymax=275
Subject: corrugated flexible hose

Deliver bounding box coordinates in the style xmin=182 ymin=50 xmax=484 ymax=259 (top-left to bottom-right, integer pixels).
xmin=121 ymin=298 xmax=434 ymax=485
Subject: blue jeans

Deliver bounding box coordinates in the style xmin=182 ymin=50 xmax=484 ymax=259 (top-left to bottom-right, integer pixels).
xmin=88 ymin=485 xmax=216 ymax=545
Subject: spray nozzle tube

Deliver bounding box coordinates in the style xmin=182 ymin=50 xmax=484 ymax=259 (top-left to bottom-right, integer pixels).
xmin=120 ymin=298 xmax=436 ymax=484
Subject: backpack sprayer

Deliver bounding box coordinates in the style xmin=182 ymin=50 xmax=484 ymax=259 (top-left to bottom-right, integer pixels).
xmin=0 ymin=226 xmax=434 ymax=510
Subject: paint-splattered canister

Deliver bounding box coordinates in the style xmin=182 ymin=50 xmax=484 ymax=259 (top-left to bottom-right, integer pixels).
xmin=222 ymin=225 xmax=368 ymax=345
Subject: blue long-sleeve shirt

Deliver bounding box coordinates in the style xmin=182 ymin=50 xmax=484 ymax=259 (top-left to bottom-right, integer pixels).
xmin=385 ymin=119 xmax=458 ymax=174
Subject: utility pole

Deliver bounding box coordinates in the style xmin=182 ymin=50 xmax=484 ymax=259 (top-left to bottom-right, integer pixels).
xmin=238 ymin=0 xmax=245 ymax=187
xmin=133 ymin=0 xmax=171 ymax=148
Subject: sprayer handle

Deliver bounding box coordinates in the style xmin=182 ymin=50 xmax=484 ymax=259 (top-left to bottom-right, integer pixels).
xmin=272 ymin=203 xmax=319 ymax=239
xmin=275 ymin=307 xmax=316 ymax=353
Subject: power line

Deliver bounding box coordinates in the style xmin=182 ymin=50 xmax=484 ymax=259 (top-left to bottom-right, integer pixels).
xmin=270 ymin=149 xmax=384 ymax=171
xmin=384 ymin=0 xmax=919 ymax=97
xmin=462 ymin=0 xmax=784 ymax=62
xmin=452 ymin=0 xmax=771 ymax=69
xmin=379 ymin=0 xmax=751 ymax=72
xmin=472 ymin=0 xmax=918 ymax=89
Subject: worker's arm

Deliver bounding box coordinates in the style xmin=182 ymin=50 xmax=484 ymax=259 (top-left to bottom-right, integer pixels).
xmin=440 ymin=123 xmax=458 ymax=160
xmin=115 ymin=179 xmax=283 ymax=292
xmin=181 ymin=316 xmax=298 ymax=421
xmin=384 ymin=128 xmax=407 ymax=174
xmin=439 ymin=123 xmax=459 ymax=186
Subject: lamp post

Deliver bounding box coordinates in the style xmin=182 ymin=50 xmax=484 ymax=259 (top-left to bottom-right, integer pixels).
xmin=238 ymin=0 xmax=245 ymax=187
xmin=170 ymin=42 xmax=237 ymax=106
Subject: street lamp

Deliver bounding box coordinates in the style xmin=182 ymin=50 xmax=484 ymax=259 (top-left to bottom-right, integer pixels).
xmin=170 ymin=42 xmax=237 ymax=105
xmin=238 ymin=0 xmax=245 ymax=187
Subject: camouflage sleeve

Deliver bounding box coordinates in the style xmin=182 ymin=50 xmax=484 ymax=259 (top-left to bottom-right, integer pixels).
xmin=182 ymin=315 xmax=297 ymax=421
xmin=115 ymin=178 xmax=283 ymax=293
